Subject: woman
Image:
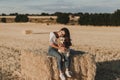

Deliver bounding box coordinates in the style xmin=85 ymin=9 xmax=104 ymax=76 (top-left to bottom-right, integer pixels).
xmin=48 ymin=27 xmax=72 ymax=80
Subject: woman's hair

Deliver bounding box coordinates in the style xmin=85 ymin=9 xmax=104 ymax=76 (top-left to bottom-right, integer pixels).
xmin=60 ymin=27 xmax=70 ymax=38
xmin=60 ymin=27 xmax=72 ymax=46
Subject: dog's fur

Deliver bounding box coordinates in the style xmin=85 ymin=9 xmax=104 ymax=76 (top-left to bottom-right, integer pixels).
xmin=57 ymin=37 xmax=71 ymax=57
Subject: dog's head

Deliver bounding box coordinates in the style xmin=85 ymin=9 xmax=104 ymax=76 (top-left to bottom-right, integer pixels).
xmin=58 ymin=37 xmax=72 ymax=48
xmin=59 ymin=37 xmax=65 ymax=44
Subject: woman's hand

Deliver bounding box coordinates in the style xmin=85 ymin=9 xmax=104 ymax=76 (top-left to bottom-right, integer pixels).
xmin=59 ymin=47 xmax=66 ymax=52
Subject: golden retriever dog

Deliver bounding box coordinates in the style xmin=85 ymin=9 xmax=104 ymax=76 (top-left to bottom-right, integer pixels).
xmin=57 ymin=37 xmax=71 ymax=57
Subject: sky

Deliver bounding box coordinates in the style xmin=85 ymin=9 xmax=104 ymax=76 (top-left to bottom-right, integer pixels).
xmin=0 ymin=0 xmax=120 ymax=14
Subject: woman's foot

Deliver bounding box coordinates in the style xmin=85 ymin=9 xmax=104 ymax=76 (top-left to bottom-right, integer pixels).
xmin=65 ymin=70 xmax=72 ymax=78
xmin=59 ymin=73 xmax=66 ymax=80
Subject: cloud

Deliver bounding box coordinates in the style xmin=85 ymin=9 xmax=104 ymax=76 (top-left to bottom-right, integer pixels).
xmin=24 ymin=0 xmax=76 ymax=13
xmin=0 ymin=0 xmax=120 ymax=13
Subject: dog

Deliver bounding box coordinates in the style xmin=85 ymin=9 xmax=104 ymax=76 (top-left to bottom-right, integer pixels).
xmin=57 ymin=37 xmax=71 ymax=57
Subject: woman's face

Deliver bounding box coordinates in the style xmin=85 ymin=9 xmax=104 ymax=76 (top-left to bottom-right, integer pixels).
xmin=58 ymin=30 xmax=65 ymax=37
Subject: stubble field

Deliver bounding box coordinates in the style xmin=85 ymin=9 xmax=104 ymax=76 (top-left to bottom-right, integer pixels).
xmin=0 ymin=23 xmax=120 ymax=80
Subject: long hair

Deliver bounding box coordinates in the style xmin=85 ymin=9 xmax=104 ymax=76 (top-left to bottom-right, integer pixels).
xmin=60 ymin=27 xmax=72 ymax=46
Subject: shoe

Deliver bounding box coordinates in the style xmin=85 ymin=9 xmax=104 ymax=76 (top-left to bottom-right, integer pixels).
xmin=65 ymin=70 xmax=72 ymax=78
xmin=59 ymin=73 xmax=66 ymax=80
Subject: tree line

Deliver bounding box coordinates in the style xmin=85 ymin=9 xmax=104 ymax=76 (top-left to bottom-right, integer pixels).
xmin=0 ymin=9 xmax=120 ymax=26
xmin=79 ymin=9 xmax=120 ymax=26
xmin=1 ymin=14 xmax=29 ymax=23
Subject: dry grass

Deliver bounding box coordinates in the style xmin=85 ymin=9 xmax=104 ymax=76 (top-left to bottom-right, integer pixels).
xmin=0 ymin=23 xmax=120 ymax=61
xmin=0 ymin=23 xmax=120 ymax=80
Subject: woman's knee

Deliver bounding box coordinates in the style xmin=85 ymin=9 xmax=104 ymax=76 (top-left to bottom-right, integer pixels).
xmin=49 ymin=50 xmax=62 ymax=60
xmin=56 ymin=54 xmax=62 ymax=61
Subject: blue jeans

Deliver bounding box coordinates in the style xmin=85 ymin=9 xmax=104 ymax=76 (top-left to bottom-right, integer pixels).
xmin=48 ymin=46 xmax=71 ymax=71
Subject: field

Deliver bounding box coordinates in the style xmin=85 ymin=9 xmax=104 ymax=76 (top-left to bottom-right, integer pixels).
xmin=0 ymin=23 xmax=120 ymax=80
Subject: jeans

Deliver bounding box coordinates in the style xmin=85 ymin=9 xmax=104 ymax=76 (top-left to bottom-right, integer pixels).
xmin=48 ymin=46 xmax=71 ymax=71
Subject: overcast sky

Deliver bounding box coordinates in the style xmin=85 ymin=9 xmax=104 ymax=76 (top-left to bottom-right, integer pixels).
xmin=0 ymin=0 xmax=120 ymax=14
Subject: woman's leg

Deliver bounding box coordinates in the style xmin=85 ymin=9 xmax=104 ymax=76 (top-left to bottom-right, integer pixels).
xmin=48 ymin=46 xmax=63 ymax=71
xmin=48 ymin=47 xmax=66 ymax=80
xmin=64 ymin=54 xmax=71 ymax=69
xmin=64 ymin=54 xmax=72 ymax=78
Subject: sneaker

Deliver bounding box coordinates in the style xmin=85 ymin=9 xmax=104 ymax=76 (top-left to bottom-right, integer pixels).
xmin=65 ymin=70 xmax=72 ymax=78
xmin=59 ymin=73 xmax=66 ymax=80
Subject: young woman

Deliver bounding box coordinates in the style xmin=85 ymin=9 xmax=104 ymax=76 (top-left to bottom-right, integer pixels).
xmin=48 ymin=27 xmax=72 ymax=80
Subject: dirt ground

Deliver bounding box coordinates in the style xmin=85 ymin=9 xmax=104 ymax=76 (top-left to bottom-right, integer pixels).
xmin=0 ymin=23 xmax=120 ymax=80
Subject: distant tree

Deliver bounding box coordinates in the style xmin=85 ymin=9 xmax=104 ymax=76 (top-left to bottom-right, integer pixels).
xmin=78 ymin=9 xmax=120 ymax=26
xmin=112 ymin=9 xmax=120 ymax=26
xmin=41 ymin=13 xmax=49 ymax=16
xmin=1 ymin=18 xmax=6 ymax=23
xmin=15 ymin=14 xmax=29 ymax=22
xmin=74 ymin=12 xmax=83 ymax=16
xmin=25 ymin=14 xmax=29 ymax=16
xmin=103 ymin=13 xmax=111 ymax=26
xmin=9 ymin=13 xmax=18 ymax=16
xmin=56 ymin=13 xmax=70 ymax=24
xmin=78 ymin=13 xmax=90 ymax=25
xmin=2 ymin=13 xmax=6 ymax=16
xmin=54 ymin=12 xmax=63 ymax=16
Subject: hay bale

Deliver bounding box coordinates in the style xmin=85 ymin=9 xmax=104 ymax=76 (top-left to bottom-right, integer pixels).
xmin=21 ymin=50 xmax=96 ymax=80
xmin=22 ymin=30 xmax=32 ymax=34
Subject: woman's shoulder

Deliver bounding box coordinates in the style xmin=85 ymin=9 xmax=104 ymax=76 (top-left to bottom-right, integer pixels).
xmin=50 ymin=32 xmax=55 ymax=35
xmin=50 ymin=32 xmax=54 ymax=34
xmin=50 ymin=32 xmax=56 ymax=37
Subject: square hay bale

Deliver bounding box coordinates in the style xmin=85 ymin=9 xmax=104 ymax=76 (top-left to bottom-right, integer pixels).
xmin=22 ymin=30 xmax=32 ymax=35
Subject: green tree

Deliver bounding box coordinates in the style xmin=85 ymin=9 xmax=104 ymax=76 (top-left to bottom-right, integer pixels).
xmin=112 ymin=9 xmax=120 ymax=26
xmin=9 ymin=13 xmax=18 ymax=16
xmin=15 ymin=14 xmax=29 ymax=22
xmin=41 ymin=13 xmax=49 ymax=16
xmin=2 ymin=13 xmax=6 ymax=16
xmin=1 ymin=18 xmax=6 ymax=23
xmin=56 ymin=13 xmax=70 ymax=24
xmin=78 ymin=13 xmax=90 ymax=25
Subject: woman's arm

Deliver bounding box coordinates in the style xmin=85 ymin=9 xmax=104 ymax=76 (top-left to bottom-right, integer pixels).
xmin=49 ymin=43 xmax=66 ymax=52
xmin=49 ymin=43 xmax=59 ymax=49
xmin=49 ymin=32 xmax=65 ymax=51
